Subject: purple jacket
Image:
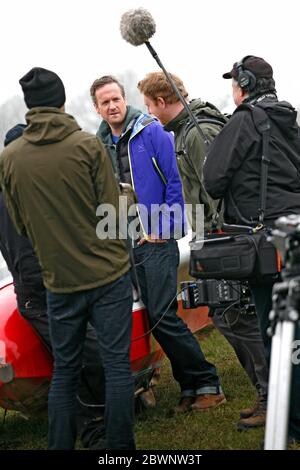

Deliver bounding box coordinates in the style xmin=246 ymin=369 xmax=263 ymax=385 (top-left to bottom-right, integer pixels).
xmin=128 ymin=114 xmax=186 ymax=239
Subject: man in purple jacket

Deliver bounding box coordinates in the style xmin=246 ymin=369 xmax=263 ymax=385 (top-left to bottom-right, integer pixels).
xmin=90 ymin=75 xmax=225 ymax=415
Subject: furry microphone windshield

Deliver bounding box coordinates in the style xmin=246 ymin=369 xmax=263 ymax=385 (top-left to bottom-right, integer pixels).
xmin=120 ymin=8 xmax=208 ymax=145
xmin=120 ymin=8 xmax=156 ymax=46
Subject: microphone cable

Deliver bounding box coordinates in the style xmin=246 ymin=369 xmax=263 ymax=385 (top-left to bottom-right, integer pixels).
xmin=131 ymin=285 xmax=188 ymax=343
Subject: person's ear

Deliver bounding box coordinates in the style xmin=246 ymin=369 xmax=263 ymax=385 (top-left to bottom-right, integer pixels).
xmin=156 ymin=96 xmax=166 ymax=108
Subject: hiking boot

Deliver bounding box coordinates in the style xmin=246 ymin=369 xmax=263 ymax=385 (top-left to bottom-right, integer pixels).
xmin=168 ymin=396 xmax=195 ymax=417
xmin=237 ymin=410 xmax=266 ymax=430
xmin=190 ymin=393 xmax=226 ymax=411
xmin=139 ymin=388 xmax=156 ymax=409
xmin=240 ymin=397 xmax=261 ymax=419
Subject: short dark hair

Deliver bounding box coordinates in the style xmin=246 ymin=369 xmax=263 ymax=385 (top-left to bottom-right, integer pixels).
xmin=90 ymin=75 xmax=125 ymax=104
xmin=246 ymin=77 xmax=277 ymax=100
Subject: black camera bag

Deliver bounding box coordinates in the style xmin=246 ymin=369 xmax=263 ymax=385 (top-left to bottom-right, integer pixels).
xmin=189 ymin=229 xmax=278 ymax=280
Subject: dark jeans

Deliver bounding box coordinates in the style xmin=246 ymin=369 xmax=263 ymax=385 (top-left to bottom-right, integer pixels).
xmin=134 ymin=239 xmax=221 ymax=397
xmin=212 ymin=309 xmax=268 ymax=403
xmin=251 ymin=281 xmax=300 ymax=441
xmin=19 ymin=303 xmax=106 ymax=448
xmin=47 ymin=272 xmax=135 ymax=450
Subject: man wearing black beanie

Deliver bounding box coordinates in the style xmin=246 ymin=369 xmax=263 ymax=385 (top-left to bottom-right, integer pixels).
xmin=0 ymin=124 xmax=109 ymax=450
xmin=0 ymin=67 xmax=135 ymax=450
xmin=19 ymin=67 xmax=66 ymax=109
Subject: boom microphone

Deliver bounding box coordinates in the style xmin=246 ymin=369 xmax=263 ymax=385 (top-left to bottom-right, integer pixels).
xmin=120 ymin=8 xmax=209 ymax=146
xmin=120 ymin=8 xmax=156 ymax=46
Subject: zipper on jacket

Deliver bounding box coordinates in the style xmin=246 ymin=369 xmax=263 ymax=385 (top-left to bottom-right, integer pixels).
xmin=127 ymin=117 xmax=155 ymax=240
xmin=151 ymin=157 xmax=167 ymax=186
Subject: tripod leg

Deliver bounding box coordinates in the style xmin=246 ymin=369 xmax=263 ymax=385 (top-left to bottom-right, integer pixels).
xmin=265 ymin=322 xmax=282 ymax=449
xmin=265 ymin=320 xmax=295 ymax=449
xmin=274 ymin=320 xmax=295 ymax=449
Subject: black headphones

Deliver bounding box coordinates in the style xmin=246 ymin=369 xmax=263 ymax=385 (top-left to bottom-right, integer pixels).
xmin=236 ymin=56 xmax=256 ymax=91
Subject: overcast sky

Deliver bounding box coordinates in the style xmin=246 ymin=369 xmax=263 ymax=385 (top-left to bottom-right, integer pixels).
xmin=1 ymin=0 xmax=299 ymax=114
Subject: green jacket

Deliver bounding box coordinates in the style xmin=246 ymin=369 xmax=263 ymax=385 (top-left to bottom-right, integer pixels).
xmin=0 ymin=107 xmax=129 ymax=293
xmin=164 ymin=99 xmax=227 ymax=232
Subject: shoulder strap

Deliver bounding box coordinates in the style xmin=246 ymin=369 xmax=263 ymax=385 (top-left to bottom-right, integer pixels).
xmin=229 ymin=104 xmax=271 ymax=226
xmin=182 ymin=117 xmax=226 ymax=153
xmin=253 ymin=106 xmax=271 ymax=224
xmin=177 ymin=114 xmax=226 ymax=231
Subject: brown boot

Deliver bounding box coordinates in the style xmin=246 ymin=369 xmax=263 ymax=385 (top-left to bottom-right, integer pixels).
xmin=168 ymin=396 xmax=195 ymax=417
xmin=190 ymin=393 xmax=226 ymax=411
xmin=240 ymin=397 xmax=260 ymax=419
xmin=139 ymin=388 xmax=156 ymax=409
xmin=237 ymin=409 xmax=266 ymax=430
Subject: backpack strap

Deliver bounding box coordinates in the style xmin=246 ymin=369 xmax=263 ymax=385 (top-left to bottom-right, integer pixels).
xmin=229 ymin=103 xmax=271 ymax=226
xmin=178 ymin=116 xmax=226 ymax=160
xmin=254 ymin=106 xmax=271 ymax=223
xmin=177 ymin=114 xmax=226 ymax=232
xmin=211 ymin=199 xmax=224 ymax=231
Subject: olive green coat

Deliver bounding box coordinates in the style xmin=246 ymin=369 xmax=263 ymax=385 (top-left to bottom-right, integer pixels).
xmin=164 ymin=99 xmax=227 ymax=232
xmin=0 ymin=107 xmax=129 ymax=292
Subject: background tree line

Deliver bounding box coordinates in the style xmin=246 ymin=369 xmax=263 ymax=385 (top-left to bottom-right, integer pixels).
xmin=0 ymin=71 xmax=145 ymax=150
xmin=0 ymin=69 xmax=299 ymax=150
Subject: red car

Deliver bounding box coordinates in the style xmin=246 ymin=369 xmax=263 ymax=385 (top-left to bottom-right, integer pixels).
xmin=0 ymin=236 xmax=210 ymax=416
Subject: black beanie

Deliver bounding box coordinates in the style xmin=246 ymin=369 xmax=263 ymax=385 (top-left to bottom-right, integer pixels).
xmin=19 ymin=67 xmax=66 ymax=109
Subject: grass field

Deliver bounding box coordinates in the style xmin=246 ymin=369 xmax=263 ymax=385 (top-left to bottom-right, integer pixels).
xmin=135 ymin=327 xmax=265 ymax=450
xmin=0 ymin=327 xmax=267 ymax=450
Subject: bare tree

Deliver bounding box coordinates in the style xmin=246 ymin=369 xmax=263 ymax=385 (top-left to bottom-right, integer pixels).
xmin=67 ymin=91 xmax=99 ymax=134
xmin=117 ymin=70 xmax=146 ymax=112
xmin=0 ymin=70 xmax=146 ymax=148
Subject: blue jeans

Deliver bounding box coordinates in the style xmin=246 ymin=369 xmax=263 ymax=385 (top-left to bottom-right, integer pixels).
xmin=47 ymin=272 xmax=135 ymax=450
xmin=134 ymin=239 xmax=221 ymax=397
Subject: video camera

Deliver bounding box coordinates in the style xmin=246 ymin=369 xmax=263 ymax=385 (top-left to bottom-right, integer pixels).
xmin=267 ymin=214 xmax=300 ymax=322
xmin=181 ymin=227 xmax=257 ymax=311
xmin=271 ymin=214 xmax=300 ymax=277
xmin=181 ymin=279 xmax=254 ymax=313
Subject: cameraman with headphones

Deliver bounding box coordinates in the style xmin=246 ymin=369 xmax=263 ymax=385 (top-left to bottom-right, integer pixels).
xmin=203 ymin=55 xmax=300 ymax=444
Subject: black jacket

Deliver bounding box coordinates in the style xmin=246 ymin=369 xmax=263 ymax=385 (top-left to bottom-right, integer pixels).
xmin=0 ymin=191 xmax=46 ymax=310
xmin=0 ymin=123 xmax=46 ymax=310
xmin=203 ymin=97 xmax=300 ymax=225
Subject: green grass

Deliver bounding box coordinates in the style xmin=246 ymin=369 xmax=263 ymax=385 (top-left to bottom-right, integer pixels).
xmin=0 ymin=327 xmax=265 ymax=450
xmin=135 ymin=327 xmax=264 ymax=450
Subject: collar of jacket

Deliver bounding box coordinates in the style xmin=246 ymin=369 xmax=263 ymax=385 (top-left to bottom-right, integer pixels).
xmin=246 ymin=93 xmax=278 ymax=105
xmin=164 ymin=98 xmax=224 ymax=133
xmin=97 ymin=105 xmax=142 ymax=145
xmin=23 ymin=107 xmax=80 ymax=145
xmin=129 ymin=113 xmax=156 ymax=140
xmin=164 ymin=105 xmax=187 ymax=133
